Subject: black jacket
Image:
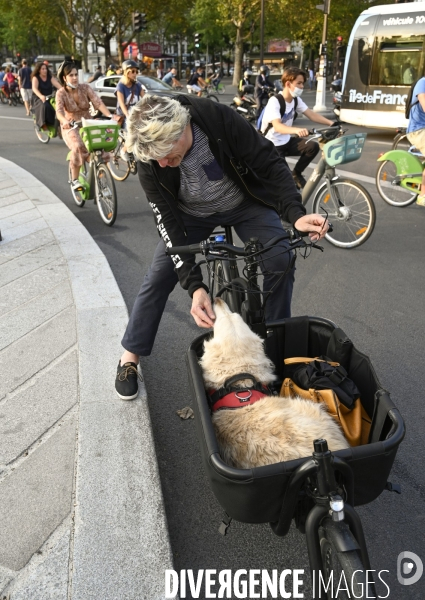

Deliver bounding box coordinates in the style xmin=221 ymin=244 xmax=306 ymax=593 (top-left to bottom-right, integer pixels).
xmin=137 ymin=95 xmax=306 ymax=297
xmin=254 ymin=74 xmax=275 ymax=98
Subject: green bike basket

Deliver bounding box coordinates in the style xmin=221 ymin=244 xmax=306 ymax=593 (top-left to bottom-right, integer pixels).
xmin=80 ymin=121 xmax=120 ymax=152
xmin=323 ymin=133 xmax=367 ymax=167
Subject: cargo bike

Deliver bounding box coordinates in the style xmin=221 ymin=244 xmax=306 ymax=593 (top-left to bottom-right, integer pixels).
xmin=168 ymin=229 xmax=405 ymax=599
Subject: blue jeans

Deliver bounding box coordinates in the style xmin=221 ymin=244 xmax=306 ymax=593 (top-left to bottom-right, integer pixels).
xmin=122 ymin=200 xmax=295 ymax=356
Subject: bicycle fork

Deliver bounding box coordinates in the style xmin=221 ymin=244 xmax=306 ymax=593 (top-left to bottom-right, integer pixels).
xmin=305 ymin=440 xmax=375 ymax=599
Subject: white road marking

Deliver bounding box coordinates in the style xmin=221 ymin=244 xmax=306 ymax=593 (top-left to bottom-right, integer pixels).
xmin=0 ymin=115 xmax=33 ymax=122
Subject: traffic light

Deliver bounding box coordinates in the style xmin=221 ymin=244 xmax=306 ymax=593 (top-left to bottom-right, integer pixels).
xmin=140 ymin=13 xmax=147 ymax=31
xmin=336 ymin=36 xmax=343 ymax=49
xmin=133 ymin=12 xmax=148 ymax=32
xmin=194 ymin=33 xmax=201 ymax=48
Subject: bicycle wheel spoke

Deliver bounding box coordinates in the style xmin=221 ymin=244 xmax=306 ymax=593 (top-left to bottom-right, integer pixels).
xmin=313 ymin=180 xmax=375 ymax=248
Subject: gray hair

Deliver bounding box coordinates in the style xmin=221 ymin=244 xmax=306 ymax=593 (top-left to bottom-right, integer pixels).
xmin=126 ymin=95 xmax=190 ymax=162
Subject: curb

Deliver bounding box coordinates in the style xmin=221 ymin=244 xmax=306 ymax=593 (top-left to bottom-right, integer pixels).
xmin=0 ymin=158 xmax=175 ymax=599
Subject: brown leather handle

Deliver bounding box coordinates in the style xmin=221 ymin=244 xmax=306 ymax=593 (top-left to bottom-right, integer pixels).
xmin=284 ymin=356 xmax=340 ymax=367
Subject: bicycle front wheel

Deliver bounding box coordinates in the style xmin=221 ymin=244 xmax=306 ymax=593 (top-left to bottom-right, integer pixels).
xmin=10 ymin=94 xmax=18 ymax=106
xmin=207 ymin=93 xmax=219 ymax=102
xmin=68 ymin=164 xmax=85 ymax=207
xmin=34 ymin=122 xmax=50 ymax=144
xmin=312 ymin=179 xmax=376 ymax=248
xmin=319 ymin=519 xmax=371 ymax=600
xmin=217 ymin=83 xmax=226 ymax=94
xmin=96 ymin=163 xmax=117 ymax=226
xmin=0 ymin=91 xmax=8 ymax=104
xmin=376 ymin=160 xmax=417 ymax=207
xmin=108 ymin=137 xmax=131 ymax=182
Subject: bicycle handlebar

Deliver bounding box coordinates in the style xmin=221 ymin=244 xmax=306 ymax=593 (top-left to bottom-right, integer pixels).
xmin=166 ymin=233 xmax=322 ymax=258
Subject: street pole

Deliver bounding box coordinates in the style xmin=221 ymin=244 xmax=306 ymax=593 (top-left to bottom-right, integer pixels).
xmin=313 ymin=0 xmax=330 ymax=112
xmin=260 ymin=0 xmax=265 ymax=66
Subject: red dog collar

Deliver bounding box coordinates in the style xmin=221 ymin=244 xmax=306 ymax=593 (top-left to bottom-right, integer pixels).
xmin=209 ymin=388 xmax=268 ymax=412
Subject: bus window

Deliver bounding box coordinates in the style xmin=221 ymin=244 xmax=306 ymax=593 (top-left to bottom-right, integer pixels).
xmin=370 ymin=39 xmax=424 ymax=87
xmin=357 ymin=38 xmax=373 ymax=86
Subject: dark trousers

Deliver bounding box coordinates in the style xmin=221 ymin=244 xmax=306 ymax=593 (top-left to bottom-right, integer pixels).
xmin=276 ymin=137 xmax=320 ymax=175
xmin=255 ymin=93 xmax=268 ymax=118
xmin=122 ymin=201 xmax=295 ymax=356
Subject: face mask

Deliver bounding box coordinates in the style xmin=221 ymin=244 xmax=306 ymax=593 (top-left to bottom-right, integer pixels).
xmin=289 ymin=85 xmax=303 ymax=98
xmin=66 ymin=81 xmax=77 ymax=89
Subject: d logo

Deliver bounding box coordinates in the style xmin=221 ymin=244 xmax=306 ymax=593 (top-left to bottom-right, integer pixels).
xmin=397 ymin=551 xmax=423 ymax=586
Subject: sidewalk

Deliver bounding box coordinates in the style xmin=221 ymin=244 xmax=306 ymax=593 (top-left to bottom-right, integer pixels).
xmin=0 ymin=158 xmax=175 ymax=600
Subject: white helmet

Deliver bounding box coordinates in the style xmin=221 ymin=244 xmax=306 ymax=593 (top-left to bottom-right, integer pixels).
xmin=244 ymin=70 xmax=252 ymax=77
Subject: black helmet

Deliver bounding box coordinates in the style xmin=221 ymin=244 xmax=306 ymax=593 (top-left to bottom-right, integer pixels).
xmin=57 ymin=60 xmax=76 ymax=86
xmin=109 ymin=64 xmax=115 ymax=70
xmin=122 ymin=59 xmax=139 ymax=71
xmin=259 ymin=65 xmax=269 ymax=74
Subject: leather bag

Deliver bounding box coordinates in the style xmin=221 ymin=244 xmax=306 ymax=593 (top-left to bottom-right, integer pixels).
xmin=280 ymin=357 xmax=372 ymax=447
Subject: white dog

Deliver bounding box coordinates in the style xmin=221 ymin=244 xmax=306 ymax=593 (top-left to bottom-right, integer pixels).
xmin=200 ymin=298 xmax=349 ymax=469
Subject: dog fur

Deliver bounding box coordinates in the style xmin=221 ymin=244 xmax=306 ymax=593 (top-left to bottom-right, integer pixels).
xmin=200 ymin=298 xmax=349 ymax=469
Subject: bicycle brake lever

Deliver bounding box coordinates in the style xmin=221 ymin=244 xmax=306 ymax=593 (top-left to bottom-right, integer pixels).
xmin=311 ymin=242 xmax=324 ymax=252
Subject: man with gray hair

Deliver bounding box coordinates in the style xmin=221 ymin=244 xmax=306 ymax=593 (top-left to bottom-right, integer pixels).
xmin=115 ymin=94 xmax=329 ymax=400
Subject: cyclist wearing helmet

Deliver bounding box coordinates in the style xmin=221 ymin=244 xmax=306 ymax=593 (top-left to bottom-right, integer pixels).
xmin=55 ymin=61 xmax=118 ymax=191
xmin=254 ymin=65 xmax=274 ymax=118
xmin=116 ymin=60 xmax=144 ymax=161
xmin=239 ymin=70 xmax=254 ymax=96
xmin=106 ymin=64 xmax=116 ymax=76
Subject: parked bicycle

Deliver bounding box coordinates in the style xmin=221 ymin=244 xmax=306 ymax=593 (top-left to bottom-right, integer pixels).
xmin=296 ymin=125 xmax=376 ymax=249
xmin=68 ymin=118 xmax=119 ymax=226
xmin=167 ymin=229 xmax=405 ymax=599
xmin=31 ymin=95 xmax=62 ymax=144
xmin=376 ymin=144 xmax=424 ymax=207
xmin=108 ymin=129 xmax=137 ymax=182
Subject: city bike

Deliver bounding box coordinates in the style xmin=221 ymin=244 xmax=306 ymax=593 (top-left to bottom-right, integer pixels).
xmin=108 ymin=129 xmax=137 ymax=182
xmin=376 ymin=146 xmax=424 ymax=207
xmin=167 ymin=230 xmax=405 ymax=599
xmin=296 ymin=126 xmax=376 ymax=249
xmin=186 ymin=84 xmax=219 ymax=102
xmin=67 ymin=118 xmax=119 ymax=226
xmin=31 ymin=96 xmax=62 ymax=144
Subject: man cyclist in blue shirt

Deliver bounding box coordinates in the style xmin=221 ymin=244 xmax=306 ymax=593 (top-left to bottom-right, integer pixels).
xmin=162 ymin=67 xmax=182 ymax=88
xmin=406 ymin=75 xmax=425 ymax=206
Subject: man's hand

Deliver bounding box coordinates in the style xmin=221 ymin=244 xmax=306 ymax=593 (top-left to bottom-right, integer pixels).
xmin=190 ymin=288 xmax=216 ymax=328
xmin=294 ymin=127 xmax=309 ymax=137
xmin=294 ymin=214 xmax=329 ymax=242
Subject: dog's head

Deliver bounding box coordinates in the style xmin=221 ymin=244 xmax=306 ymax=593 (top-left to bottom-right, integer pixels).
xmin=200 ymin=298 xmax=277 ymax=389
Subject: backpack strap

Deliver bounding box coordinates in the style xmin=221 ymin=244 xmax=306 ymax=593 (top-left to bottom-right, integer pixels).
xmin=262 ymin=94 xmax=298 ymax=136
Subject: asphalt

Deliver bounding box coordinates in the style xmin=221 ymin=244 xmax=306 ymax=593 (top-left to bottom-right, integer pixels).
xmin=0 ymin=157 xmax=176 ymax=600
xmin=0 ymin=82 xmax=335 ymax=600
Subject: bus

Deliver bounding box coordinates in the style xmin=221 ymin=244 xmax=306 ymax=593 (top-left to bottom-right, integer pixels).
xmin=340 ymin=1 xmax=425 ymax=129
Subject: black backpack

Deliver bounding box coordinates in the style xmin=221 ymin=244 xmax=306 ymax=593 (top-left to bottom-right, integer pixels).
xmin=259 ymin=94 xmax=298 ymax=136
xmin=404 ymin=77 xmax=422 ymax=119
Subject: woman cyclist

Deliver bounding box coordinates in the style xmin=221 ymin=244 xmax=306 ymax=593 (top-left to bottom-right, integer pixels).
xmin=55 ymin=61 xmax=118 ymax=191
xmin=115 ymin=59 xmax=143 ymax=161
xmin=3 ymin=67 xmax=19 ymax=105
xmin=31 ymin=62 xmax=61 ymax=127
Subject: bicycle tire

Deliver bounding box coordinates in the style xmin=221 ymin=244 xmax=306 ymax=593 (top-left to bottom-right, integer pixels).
xmin=376 ymin=160 xmax=418 ymax=207
xmin=34 ymin=122 xmax=50 ymax=144
xmin=17 ymin=91 xmax=24 ymax=105
xmin=68 ymin=164 xmax=85 ymax=207
xmin=212 ymin=260 xmax=245 ymax=315
xmin=0 ymin=91 xmax=7 ymax=104
xmin=108 ymin=137 xmax=131 ymax=182
xmin=95 ymin=163 xmax=117 ymax=226
xmin=392 ymin=132 xmax=410 ymax=151
xmin=319 ymin=519 xmax=373 ymax=600
xmin=217 ymin=83 xmax=226 ymax=94
xmin=207 ymin=93 xmax=219 ymax=102
xmin=312 ymin=179 xmax=376 ymax=248
xmin=10 ymin=94 xmax=18 ymax=106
